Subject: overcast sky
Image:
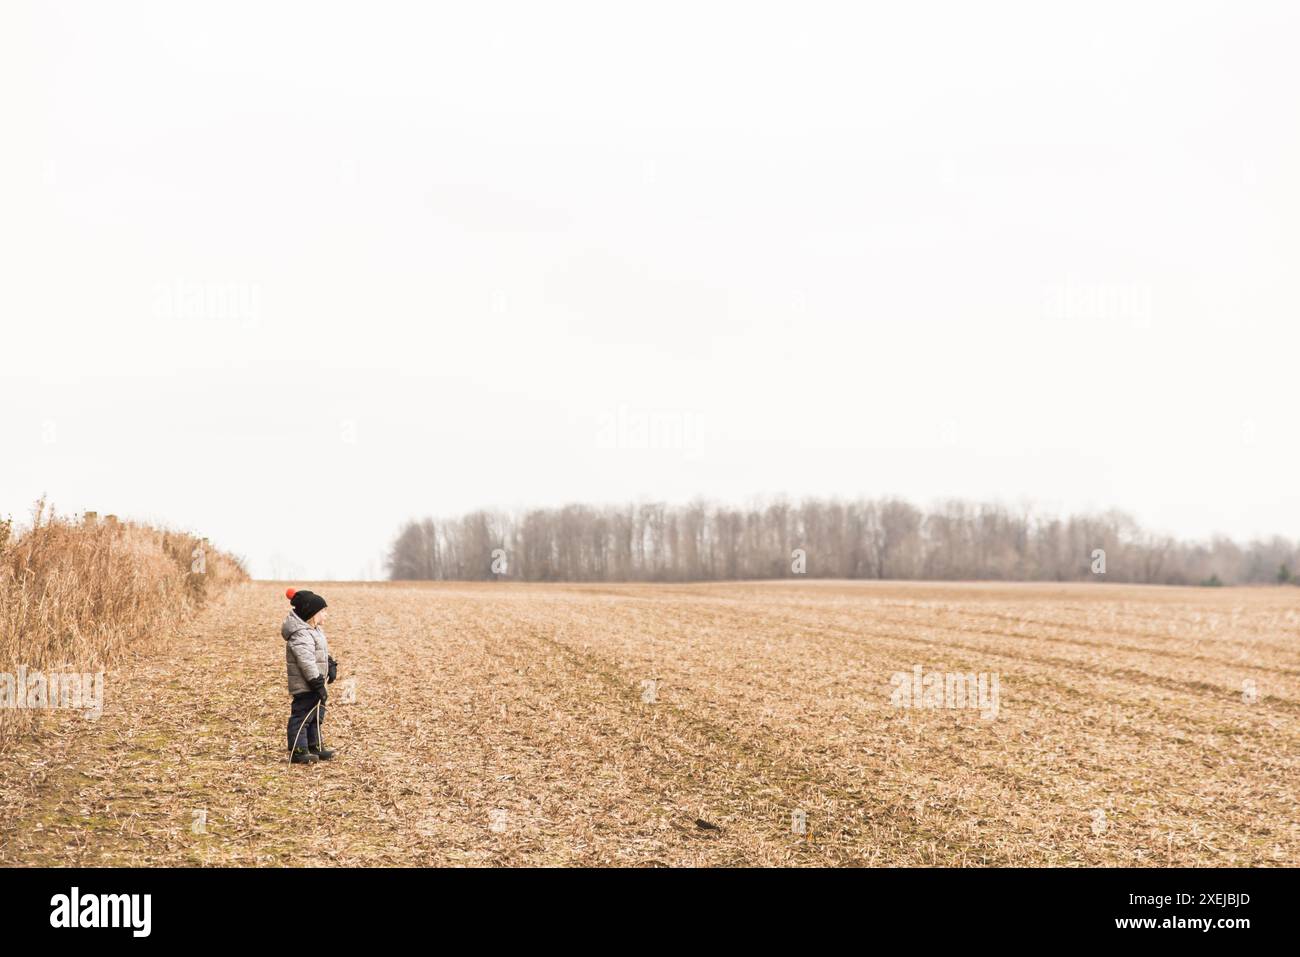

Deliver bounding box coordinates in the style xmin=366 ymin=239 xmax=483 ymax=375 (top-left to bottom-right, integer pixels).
xmin=2 ymin=1 xmax=1297 ymax=579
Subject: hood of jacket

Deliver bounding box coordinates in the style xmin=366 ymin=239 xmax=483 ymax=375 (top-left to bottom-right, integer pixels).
xmin=282 ymin=612 xmax=313 ymax=641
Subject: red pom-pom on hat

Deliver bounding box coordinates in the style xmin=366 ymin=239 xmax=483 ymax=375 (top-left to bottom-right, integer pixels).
xmin=285 ymin=587 xmax=296 ymax=600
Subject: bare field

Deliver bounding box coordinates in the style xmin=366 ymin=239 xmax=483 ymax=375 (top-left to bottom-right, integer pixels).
xmin=1 ymin=580 xmax=1296 ymax=866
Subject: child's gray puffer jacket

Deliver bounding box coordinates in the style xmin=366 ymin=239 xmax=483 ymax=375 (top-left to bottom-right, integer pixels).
xmin=283 ymin=612 xmax=329 ymax=695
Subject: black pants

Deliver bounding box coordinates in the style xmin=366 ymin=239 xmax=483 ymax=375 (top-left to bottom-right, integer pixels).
xmin=287 ymin=691 xmax=325 ymax=751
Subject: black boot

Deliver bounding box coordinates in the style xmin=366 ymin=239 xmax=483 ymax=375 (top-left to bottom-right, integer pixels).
xmin=291 ymin=748 xmax=319 ymax=764
xmin=309 ymin=743 xmax=335 ymax=760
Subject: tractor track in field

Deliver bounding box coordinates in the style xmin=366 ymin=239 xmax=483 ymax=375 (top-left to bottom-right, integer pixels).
xmin=500 ymin=596 xmax=1297 ymax=864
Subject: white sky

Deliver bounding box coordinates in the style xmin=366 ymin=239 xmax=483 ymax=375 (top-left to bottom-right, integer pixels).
xmin=2 ymin=1 xmax=1298 ymax=579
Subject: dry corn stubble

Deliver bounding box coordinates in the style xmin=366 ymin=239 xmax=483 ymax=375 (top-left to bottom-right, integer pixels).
xmin=0 ymin=579 xmax=1295 ymax=866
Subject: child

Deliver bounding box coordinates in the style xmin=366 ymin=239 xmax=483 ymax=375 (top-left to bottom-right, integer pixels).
xmin=282 ymin=587 xmax=338 ymax=764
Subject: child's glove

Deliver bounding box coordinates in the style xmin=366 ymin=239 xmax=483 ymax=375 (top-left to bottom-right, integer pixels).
xmin=308 ymin=676 xmax=328 ymax=703
xmin=327 ymin=656 xmax=338 ymax=684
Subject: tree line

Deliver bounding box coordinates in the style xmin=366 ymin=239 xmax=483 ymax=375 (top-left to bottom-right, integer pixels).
xmin=385 ymin=498 xmax=1299 ymax=586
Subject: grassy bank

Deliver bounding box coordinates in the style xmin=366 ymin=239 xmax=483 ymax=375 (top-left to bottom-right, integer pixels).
xmin=0 ymin=501 xmax=247 ymax=748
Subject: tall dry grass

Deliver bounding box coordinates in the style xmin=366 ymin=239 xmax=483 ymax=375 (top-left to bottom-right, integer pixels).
xmin=0 ymin=500 xmax=248 ymax=747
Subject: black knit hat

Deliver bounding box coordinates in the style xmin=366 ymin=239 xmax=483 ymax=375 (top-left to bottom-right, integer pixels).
xmin=286 ymin=587 xmax=327 ymax=622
